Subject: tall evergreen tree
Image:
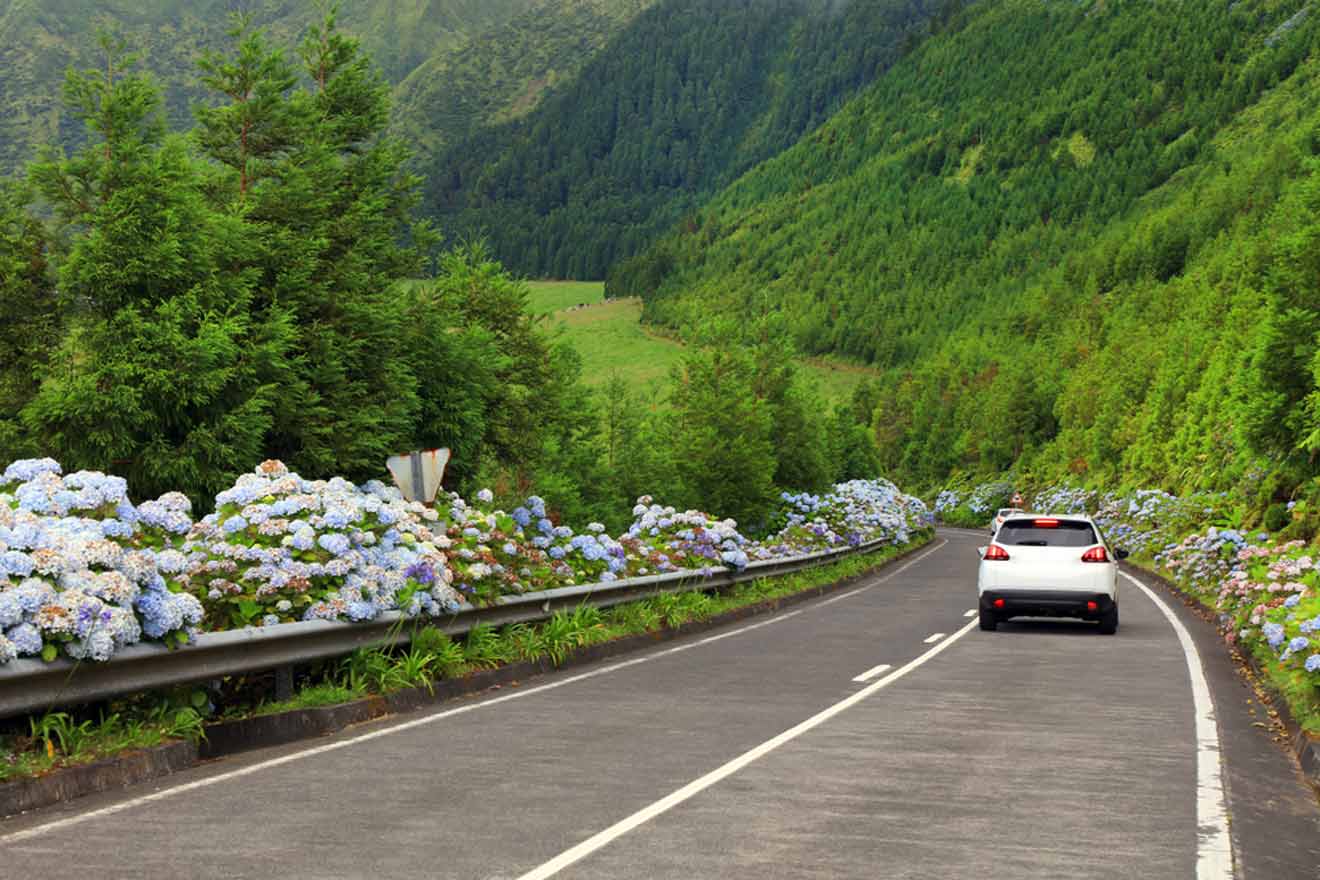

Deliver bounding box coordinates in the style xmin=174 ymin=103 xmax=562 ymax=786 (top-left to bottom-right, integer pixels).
xmin=0 ymin=180 xmax=56 ymax=461
xmin=22 ymin=32 xmax=292 ymax=500
xmin=196 ymin=9 xmax=432 ymax=483
xmin=669 ymin=348 xmax=776 ymax=527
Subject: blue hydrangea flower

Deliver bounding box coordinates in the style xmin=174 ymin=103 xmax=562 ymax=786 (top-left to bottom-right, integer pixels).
xmin=0 ymin=592 xmax=25 ymax=631
xmin=1262 ymin=622 xmax=1286 ymax=648
xmin=5 ymin=622 xmax=42 ymax=655
xmin=1285 ymin=594 xmax=1302 ymax=608
xmin=0 ymin=551 xmax=34 ymax=578
xmin=318 ymin=533 xmax=351 ymax=556
xmin=3 ymin=458 xmax=61 ymax=484
xmin=1306 ymin=654 xmax=1320 ymax=673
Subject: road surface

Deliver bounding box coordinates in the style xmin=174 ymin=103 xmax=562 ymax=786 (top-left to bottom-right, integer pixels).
xmin=3 ymin=529 xmax=1318 ymax=878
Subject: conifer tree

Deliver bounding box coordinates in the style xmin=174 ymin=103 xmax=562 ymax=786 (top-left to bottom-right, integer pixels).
xmin=23 ymin=32 xmax=292 ymax=501
xmin=0 ymin=180 xmax=55 ymax=461
xmin=196 ymin=9 xmax=431 ymax=483
xmin=669 ymin=348 xmax=776 ymax=528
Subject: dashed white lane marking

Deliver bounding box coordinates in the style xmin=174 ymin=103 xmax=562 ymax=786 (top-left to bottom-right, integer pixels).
xmin=1121 ymin=571 xmax=1234 ymax=879
xmin=851 ymin=663 xmax=893 ymax=683
xmin=0 ymin=539 xmax=950 ymax=846
xmin=964 ymin=608 xmax=976 ymax=618
xmin=517 ymin=618 xmax=979 ymax=880
xmin=923 ymin=632 xmax=946 ymax=644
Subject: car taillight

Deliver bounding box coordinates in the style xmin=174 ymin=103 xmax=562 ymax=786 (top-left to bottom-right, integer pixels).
xmin=1081 ymin=546 xmax=1109 ymax=563
xmin=1086 ymin=601 xmax=1099 ymax=612
xmin=984 ymin=545 xmax=1010 ymax=561
xmin=993 ymin=598 xmax=1006 ymax=609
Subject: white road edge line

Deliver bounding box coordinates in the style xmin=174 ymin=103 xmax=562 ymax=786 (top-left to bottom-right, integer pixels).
xmin=923 ymin=632 xmax=946 ymax=644
xmin=851 ymin=662 xmax=892 ymax=683
xmin=0 ymin=539 xmax=949 ymax=846
xmin=516 ymin=618 xmax=979 ymax=880
xmin=963 ymin=608 xmax=976 ymax=618
xmin=1120 ymin=571 xmax=1234 ymax=879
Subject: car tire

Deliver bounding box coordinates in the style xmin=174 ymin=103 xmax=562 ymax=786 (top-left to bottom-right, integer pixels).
xmin=978 ymin=608 xmax=997 ymax=632
xmin=1098 ymin=607 xmax=1118 ymax=635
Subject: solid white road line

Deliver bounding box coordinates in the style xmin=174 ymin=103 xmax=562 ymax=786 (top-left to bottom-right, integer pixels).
xmin=963 ymin=608 xmax=976 ymax=618
xmin=851 ymin=662 xmax=893 ymax=683
xmin=1120 ymin=571 xmax=1234 ymax=879
xmin=516 ymin=617 xmax=979 ymax=880
xmin=0 ymin=539 xmax=949 ymax=846
xmin=923 ymin=632 xmax=946 ymax=644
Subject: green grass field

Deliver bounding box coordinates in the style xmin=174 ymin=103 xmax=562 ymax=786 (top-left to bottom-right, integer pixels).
xmin=526 ymin=281 xmax=875 ymax=402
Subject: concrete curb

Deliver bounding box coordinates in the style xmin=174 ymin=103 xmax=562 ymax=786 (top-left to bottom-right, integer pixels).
xmin=1120 ymin=560 xmax=1320 ymax=791
xmin=0 ymin=740 xmax=196 ymax=819
xmin=0 ymin=534 xmax=933 ymax=818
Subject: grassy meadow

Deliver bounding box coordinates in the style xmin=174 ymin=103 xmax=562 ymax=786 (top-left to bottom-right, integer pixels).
xmin=526 ymin=281 xmax=874 ymax=402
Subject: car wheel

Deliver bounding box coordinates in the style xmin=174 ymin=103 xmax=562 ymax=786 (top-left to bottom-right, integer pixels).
xmin=978 ymin=608 xmax=997 ymax=632
xmin=1098 ymin=607 xmax=1118 ymax=635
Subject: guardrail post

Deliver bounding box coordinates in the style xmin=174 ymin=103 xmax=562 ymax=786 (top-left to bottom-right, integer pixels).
xmin=274 ymin=665 xmax=294 ymax=702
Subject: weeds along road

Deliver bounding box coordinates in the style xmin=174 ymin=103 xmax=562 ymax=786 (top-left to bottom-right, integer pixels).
xmin=3 ymin=530 xmax=1319 ymax=878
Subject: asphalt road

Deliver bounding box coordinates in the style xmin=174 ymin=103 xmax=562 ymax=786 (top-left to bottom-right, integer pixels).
xmin=3 ymin=529 xmax=1319 ymax=878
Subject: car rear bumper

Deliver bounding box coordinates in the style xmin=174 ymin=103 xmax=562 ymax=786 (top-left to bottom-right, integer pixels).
xmin=979 ymin=590 xmax=1115 ymax=620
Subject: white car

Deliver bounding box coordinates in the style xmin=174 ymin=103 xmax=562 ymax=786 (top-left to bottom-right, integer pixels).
xmin=976 ymin=514 xmax=1127 ymax=634
xmin=989 ymin=507 xmax=1024 ymax=534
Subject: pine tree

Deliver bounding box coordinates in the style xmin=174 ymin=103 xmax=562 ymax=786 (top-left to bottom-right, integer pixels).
xmin=669 ymin=348 xmax=776 ymax=528
xmin=23 ymin=32 xmax=292 ymax=501
xmin=196 ymin=9 xmax=431 ymax=483
xmin=0 ymin=180 xmax=55 ymax=461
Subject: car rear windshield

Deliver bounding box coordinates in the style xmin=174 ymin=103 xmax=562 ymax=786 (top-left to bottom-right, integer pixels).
xmin=996 ymin=520 xmax=1097 ymax=547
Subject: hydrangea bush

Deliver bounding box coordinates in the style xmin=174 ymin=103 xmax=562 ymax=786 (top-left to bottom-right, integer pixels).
xmin=180 ymin=460 xmax=461 ymax=629
xmin=755 ymin=480 xmax=930 ymax=558
xmin=931 ymin=480 xmax=1014 ymax=527
xmin=0 ymin=460 xmax=203 ymax=664
xmin=0 ymin=456 xmax=932 ymax=664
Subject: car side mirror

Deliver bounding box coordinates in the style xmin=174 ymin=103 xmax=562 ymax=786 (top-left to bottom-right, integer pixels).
xmin=1115 ymin=548 xmax=1130 ymax=560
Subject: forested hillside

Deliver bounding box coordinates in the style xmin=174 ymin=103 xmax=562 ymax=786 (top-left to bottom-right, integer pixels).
xmin=423 ymin=0 xmax=944 ymax=279
xmin=390 ymin=0 xmax=657 ymax=166
xmin=608 ymin=0 xmax=1320 ymax=506
xmin=0 ymin=0 xmax=644 ymax=173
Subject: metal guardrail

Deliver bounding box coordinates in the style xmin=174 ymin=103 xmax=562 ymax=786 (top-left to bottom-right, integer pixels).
xmin=0 ymin=536 xmax=900 ymax=718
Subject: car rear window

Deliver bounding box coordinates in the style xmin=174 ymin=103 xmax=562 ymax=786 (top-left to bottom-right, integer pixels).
xmin=997 ymin=520 xmax=1097 ymax=547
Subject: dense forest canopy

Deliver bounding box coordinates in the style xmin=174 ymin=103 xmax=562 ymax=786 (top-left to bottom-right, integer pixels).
xmin=0 ymin=0 xmax=648 ymax=173
xmin=607 ymin=0 xmax=1320 ymax=513
xmin=423 ymin=0 xmax=945 ymax=279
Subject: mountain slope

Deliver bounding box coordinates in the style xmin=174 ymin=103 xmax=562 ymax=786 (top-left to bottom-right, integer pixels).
xmin=422 ymin=0 xmax=942 ymax=279
xmin=613 ymin=0 xmax=1320 ymax=497
xmin=390 ymin=0 xmax=657 ymax=166
xmin=0 ymin=0 xmax=541 ymax=171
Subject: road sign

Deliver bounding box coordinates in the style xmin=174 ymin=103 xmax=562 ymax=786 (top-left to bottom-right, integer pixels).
xmin=387 ymin=448 xmax=450 ymax=503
